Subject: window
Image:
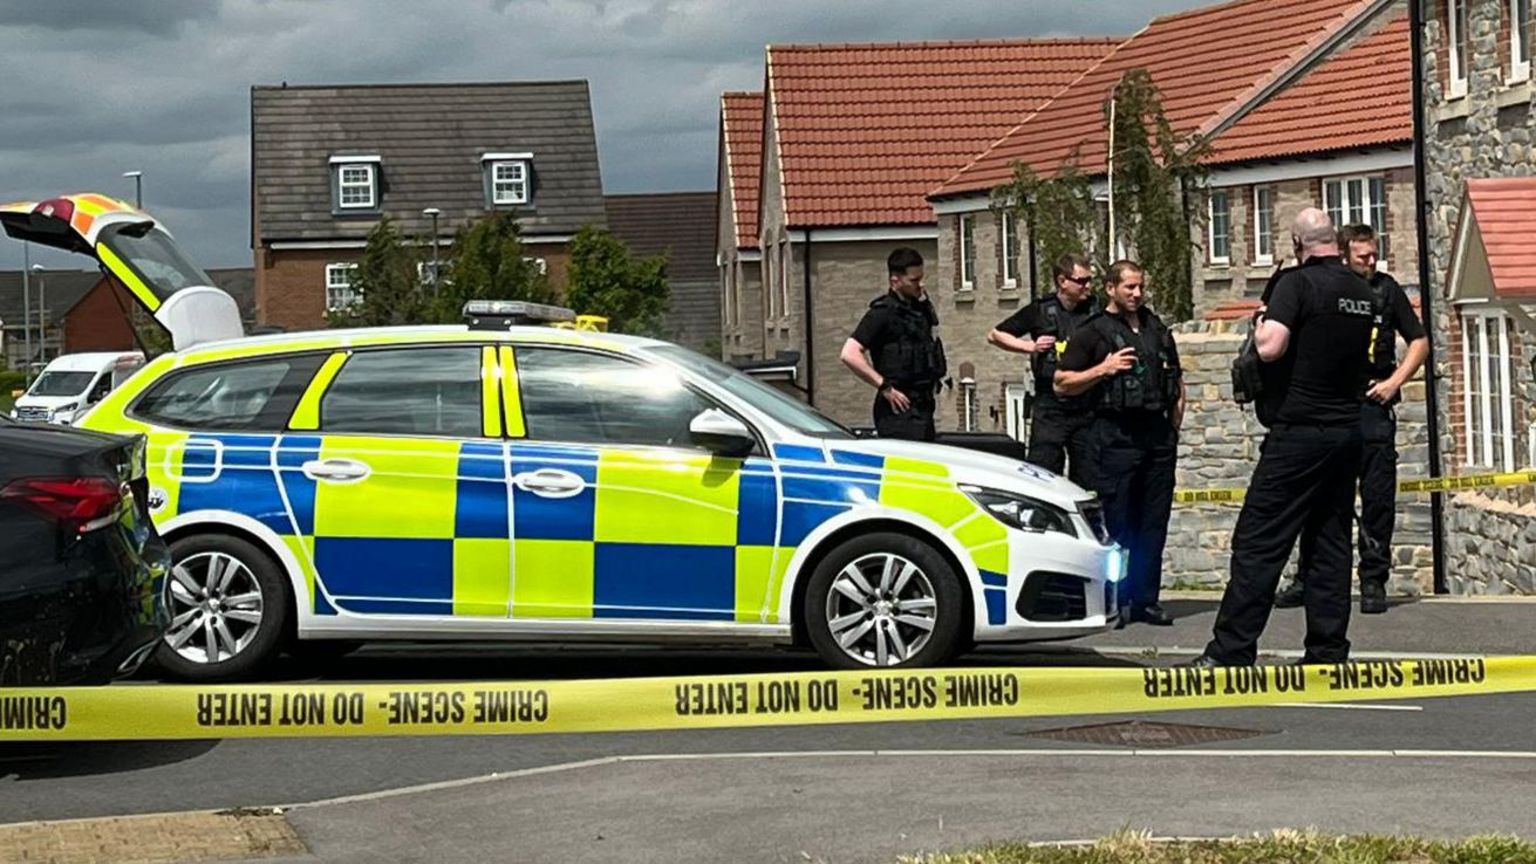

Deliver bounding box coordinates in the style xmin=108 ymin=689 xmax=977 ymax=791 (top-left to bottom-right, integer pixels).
xmin=416 ymin=260 xmax=450 ymax=289
xmin=336 ymin=164 xmax=376 ymax=209
xmin=516 ymin=348 xmax=719 ymax=449
xmin=522 ymin=256 xmax=547 ymax=276
xmin=1450 ymin=0 xmax=1470 ymax=97
xmin=1254 ymin=187 xmax=1275 ymax=265
xmin=1514 ymin=0 xmax=1532 ymax=82
xmin=321 ymin=347 xmax=482 ymax=438
xmin=1462 ymin=312 xmax=1518 ymax=471
xmin=134 ymin=357 xmax=320 ymax=431
xmin=720 ymin=264 xmax=732 ymax=330
xmin=646 ymin=344 xmax=849 ymax=438
xmin=481 ymin=152 xmax=534 ymax=207
xmin=326 ymin=264 xmax=360 ymax=311
xmin=1208 ymin=190 xmax=1231 ymax=264
xmin=490 ymin=160 xmax=529 ymax=205
xmin=1324 ymin=177 xmax=1390 ymax=266
xmin=959 ymin=214 xmax=976 ymax=290
xmin=1001 ymin=211 xmax=1020 ymax=288
xmin=730 ymin=260 xmax=741 ymax=328
xmin=778 ymin=240 xmax=790 ymax=320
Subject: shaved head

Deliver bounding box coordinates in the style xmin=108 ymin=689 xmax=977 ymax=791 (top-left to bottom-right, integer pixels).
xmin=1292 ymin=207 xmax=1339 ymax=260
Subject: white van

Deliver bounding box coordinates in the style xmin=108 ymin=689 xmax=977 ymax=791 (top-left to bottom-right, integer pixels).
xmin=12 ymin=351 xmax=146 ymax=424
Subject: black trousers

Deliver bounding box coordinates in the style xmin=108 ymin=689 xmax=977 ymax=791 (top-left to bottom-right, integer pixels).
xmin=1207 ymin=423 xmax=1364 ymax=665
xmin=1027 ymin=401 xmax=1097 ymax=490
xmin=873 ymin=389 xmax=936 ymax=441
xmin=1295 ymin=401 xmax=1396 ymax=590
xmin=1090 ymin=411 xmax=1177 ymax=612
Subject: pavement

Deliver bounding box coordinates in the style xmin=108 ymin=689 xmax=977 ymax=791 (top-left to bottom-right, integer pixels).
xmin=3 ymin=594 xmax=1536 ymax=863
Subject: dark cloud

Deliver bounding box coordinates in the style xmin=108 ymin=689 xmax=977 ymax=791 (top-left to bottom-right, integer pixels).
xmin=0 ymin=0 xmax=1193 ymax=272
xmin=0 ymin=0 xmax=221 ymax=36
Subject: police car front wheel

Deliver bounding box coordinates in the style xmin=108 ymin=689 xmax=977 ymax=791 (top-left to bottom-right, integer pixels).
xmin=154 ymin=534 xmax=289 ymax=681
xmin=804 ymin=533 xmax=965 ymax=669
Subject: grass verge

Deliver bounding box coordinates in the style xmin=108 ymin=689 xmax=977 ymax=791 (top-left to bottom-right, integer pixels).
xmin=904 ymin=829 xmax=1536 ymax=863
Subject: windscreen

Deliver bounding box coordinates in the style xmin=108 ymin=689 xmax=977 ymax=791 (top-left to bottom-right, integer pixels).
xmin=27 ymin=371 xmax=95 ymax=397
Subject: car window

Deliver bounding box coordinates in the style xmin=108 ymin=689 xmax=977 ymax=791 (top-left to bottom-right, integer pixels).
xmin=516 ymin=347 xmax=719 ymax=449
xmin=28 ymin=371 xmax=95 ymax=397
xmin=320 ymin=346 xmax=482 ymax=438
xmin=134 ymin=357 xmax=317 ymax=430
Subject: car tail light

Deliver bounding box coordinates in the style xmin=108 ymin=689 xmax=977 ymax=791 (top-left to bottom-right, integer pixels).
xmin=1 ymin=477 xmax=125 ymax=533
xmin=34 ymin=197 xmax=76 ymax=224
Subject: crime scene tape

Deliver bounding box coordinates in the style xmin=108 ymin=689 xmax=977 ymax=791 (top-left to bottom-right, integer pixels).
xmin=0 ymin=656 xmax=1529 ymax=742
xmin=1173 ymin=469 xmax=1536 ymax=505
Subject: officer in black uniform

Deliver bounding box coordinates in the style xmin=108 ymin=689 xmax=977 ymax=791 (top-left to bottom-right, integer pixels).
xmin=1275 ymin=223 xmax=1428 ymax=615
xmin=988 ymin=253 xmax=1100 ymax=488
xmin=839 ymin=247 xmax=946 ymax=441
xmin=1056 ymin=260 xmax=1183 ymax=627
xmin=1195 ymin=209 xmax=1376 ymax=667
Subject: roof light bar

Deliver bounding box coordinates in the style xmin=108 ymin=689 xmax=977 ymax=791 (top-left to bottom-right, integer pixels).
xmin=463 ymin=300 xmax=577 ymax=329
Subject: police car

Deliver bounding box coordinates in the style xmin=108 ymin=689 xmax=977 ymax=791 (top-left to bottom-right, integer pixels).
xmin=2 ymin=194 xmax=1123 ymax=680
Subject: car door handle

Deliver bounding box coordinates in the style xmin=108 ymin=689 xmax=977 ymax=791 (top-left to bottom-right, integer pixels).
xmin=512 ymin=469 xmax=585 ymax=498
xmin=302 ymin=458 xmax=371 ymax=483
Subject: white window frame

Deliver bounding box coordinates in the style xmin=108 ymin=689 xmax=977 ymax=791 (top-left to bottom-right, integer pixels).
xmin=1253 ymin=187 xmax=1274 ymax=266
xmin=490 ymin=160 xmax=530 ymax=205
xmin=1207 ymin=189 xmax=1231 ymax=265
xmin=336 ymin=163 xmax=376 ymax=210
xmin=1461 ymin=310 xmax=1518 ymax=472
xmin=959 ymin=214 xmax=976 ymax=291
xmin=325 ymin=263 xmax=360 ymax=311
xmin=778 ymin=240 xmax=790 ymax=321
xmin=1323 ymin=176 xmax=1390 ymax=270
xmin=1000 ymin=211 xmax=1019 ymax=289
xmin=1514 ymin=0 xmax=1533 ymax=83
xmin=1450 ymin=0 xmax=1470 ymax=98
xmin=521 ymin=256 xmax=547 ymax=276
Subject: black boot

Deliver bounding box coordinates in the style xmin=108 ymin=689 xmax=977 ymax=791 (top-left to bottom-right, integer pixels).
xmin=1273 ymin=581 xmax=1304 ymax=609
xmin=1360 ymin=582 xmax=1388 ymax=615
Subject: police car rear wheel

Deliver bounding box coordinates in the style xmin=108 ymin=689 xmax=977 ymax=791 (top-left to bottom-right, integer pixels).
xmin=154 ymin=535 xmax=288 ymax=681
xmin=805 ymin=533 xmax=963 ymax=669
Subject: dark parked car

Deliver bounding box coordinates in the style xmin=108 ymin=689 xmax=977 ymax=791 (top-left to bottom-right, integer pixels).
xmin=0 ymin=416 xmax=168 ymax=685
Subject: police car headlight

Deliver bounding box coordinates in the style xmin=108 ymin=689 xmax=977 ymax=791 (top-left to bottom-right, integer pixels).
xmin=960 ymin=485 xmax=1076 ymax=537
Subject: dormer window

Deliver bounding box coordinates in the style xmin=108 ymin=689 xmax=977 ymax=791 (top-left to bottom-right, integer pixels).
xmin=482 ymin=152 xmax=532 ymax=207
xmin=330 ymin=155 xmax=381 ymax=211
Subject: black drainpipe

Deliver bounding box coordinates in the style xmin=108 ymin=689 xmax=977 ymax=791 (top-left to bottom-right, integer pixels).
xmin=802 ymin=229 xmax=815 ymax=405
xmin=1410 ymin=0 xmax=1448 ymax=595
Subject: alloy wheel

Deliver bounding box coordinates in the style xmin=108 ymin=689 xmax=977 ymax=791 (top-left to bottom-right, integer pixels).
xmin=823 ymin=552 xmax=938 ymax=667
xmin=164 ymin=551 xmax=264 ymax=665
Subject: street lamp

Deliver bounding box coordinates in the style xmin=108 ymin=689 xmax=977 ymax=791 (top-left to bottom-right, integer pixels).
xmin=122 ymin=170 xmax=143 ymax=208
xmin=21 ymin=243 xmax=31 ymax=385
xmin=32 ymin=265 xmax=47 ymax=365
xmin=422 ymin=207 xmax=442 ymax=296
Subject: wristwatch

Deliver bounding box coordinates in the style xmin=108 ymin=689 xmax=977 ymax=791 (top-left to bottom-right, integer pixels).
xmin=877 ymin=381 xmax=892 ymax=394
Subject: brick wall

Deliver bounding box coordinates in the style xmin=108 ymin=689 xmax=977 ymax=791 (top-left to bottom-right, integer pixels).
xmin=933 ymin=211 xmax=1030 ymax=434
xmin=62 ymin=278 xmax=137 ymax=353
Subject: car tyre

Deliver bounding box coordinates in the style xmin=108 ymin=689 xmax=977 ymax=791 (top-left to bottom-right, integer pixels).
xmin=154 ymin=534 xmax=289 ymax=682
xmin=804 ymin=532 xmax=966 ymax=669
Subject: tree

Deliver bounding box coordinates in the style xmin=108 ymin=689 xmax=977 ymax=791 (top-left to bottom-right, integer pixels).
xmin=436 ymin=210 xmax=554 ymax=321
xmin=1105 ymin=68 xmax=1209 ymax=323
xmin=328 ymin=216 xmax=426 ymax=328
xmin=564 ymin=226 xmax=669 ymax=336
xmin=992 ymin=159 xmax=1100 ymax=292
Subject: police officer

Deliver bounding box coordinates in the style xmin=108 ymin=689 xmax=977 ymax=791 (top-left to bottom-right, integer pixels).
xmin=1195 ymin=209 xmax=1376 ymax=667
xmin=839 ymin=247 xmax=946 ymax=441
xmin=1056 ymin=260 xmax=1183 ymax=627
xmin=1275 ymin=224 xmax=1429 ymax=615
xmin=988 ymin=253 xmax=1100 ymax=488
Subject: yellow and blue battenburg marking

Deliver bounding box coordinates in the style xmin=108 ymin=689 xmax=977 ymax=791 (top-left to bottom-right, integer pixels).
xmin=137 ymin=432 xmax=1014 ymax=628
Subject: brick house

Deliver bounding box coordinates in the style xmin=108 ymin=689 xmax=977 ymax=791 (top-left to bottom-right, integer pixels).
xmin=1420 ymin=0 xmax=1536 ymax=592
xmin=717 ymin=40 xmax=1118 ymax=426
xmin=1 ymin=268 xmax=254 ymax=368
xmin=717 ymin=91 xmax=766 ymax=365
xmin=604 ymin=191 xmax=720 ymax=352
xmin=928 ymin=0 xmax=1413 ymax=436
xmin=251 ymin=81 xmax=606 ymax=332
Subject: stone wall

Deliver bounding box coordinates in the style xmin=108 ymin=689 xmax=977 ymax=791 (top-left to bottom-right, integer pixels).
xmin=1421 ymin=0 xmax=1536 ymax=593
xmin=1163 ymin=324 xmax=1434 ymax=594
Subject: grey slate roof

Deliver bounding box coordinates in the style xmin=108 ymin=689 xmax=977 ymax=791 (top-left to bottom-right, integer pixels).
xmin=252 ymin=81 xmax=606 ymax=243
xmin=0 ymin=270 xmax=102 ymax=327
xmin=604 ymin=192 xmax=720 ymax=351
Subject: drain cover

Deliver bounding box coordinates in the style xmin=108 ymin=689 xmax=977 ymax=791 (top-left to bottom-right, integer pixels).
xmin=1024 ymin=719 xmax=1272 ymax=748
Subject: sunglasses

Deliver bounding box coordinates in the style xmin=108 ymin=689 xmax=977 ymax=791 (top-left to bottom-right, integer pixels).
xmin=1063 ymin=276 xmax=1093 ymax=287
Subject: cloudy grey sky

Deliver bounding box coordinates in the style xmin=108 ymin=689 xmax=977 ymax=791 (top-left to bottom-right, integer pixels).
xmin=0 ymin=0 xmax=1194 ymax=273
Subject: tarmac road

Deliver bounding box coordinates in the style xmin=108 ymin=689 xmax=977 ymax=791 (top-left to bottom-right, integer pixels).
xmin=2 ymin=598 xmax=1534 ymax=862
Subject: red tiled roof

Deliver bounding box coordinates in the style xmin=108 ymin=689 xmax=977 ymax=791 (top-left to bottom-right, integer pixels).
xmin=766 ymin=39 xmax=1119 ymax=227
xmin=721 ymin=91 xmax=764 ymax=250
xmin=1208 ymin=14 xmax=1410 ymax=165
xmin=934 ymin=0 xmax=1382 ymax=198
xmin=1465 ymin=178 xmax=1536 ymax=297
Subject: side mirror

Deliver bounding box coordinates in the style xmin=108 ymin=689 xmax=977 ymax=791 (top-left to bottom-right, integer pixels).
xmin=689 ymin=409 xmax=755 ymax=458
